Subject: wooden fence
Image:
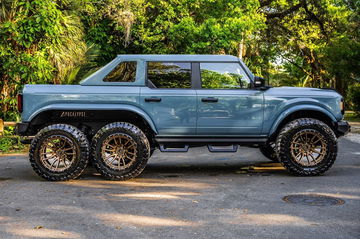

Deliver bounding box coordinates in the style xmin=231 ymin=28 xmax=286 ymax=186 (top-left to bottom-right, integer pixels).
xmin=0 ymin=119 xmax=16 ymax=135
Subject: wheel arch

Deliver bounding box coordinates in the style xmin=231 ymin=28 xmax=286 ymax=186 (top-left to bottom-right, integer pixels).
xmin=269 ymin=106 xmax=337 ymax=139
xmin=26 ymin=104 xmax=158 ymax=137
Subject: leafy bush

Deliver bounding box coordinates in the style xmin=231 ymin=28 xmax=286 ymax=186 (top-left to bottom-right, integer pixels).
xmin=0 ymin=126 xmax=26 ymax=153
xmin=348 ymin=83 xmax=360 ymax=116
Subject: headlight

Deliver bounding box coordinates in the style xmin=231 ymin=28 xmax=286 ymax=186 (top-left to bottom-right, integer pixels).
xmin=340 ymin=99 xmax=345 ymax=114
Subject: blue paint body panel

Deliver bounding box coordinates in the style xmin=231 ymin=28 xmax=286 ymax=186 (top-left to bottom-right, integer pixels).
xmin=196 ymin=89 xmax=264 ymax=136
xmin=20 ymin=55 xmax=344 ymax=138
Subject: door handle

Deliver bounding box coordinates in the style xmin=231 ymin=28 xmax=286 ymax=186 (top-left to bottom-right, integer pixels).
xmin=201 ymin=97 xmax=218 ymax=103
xmin=145 ymin=97 xmax=161 ymax=102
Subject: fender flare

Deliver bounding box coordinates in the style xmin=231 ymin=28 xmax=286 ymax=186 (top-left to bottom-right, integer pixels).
xmin=28 ymin=103 xmax=158 ymax=134
xmin=269 ymin=104 xmax=337 ymax=135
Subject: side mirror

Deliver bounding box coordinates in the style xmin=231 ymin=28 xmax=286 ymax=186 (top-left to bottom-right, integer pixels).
xmin=254 ymin=76 xmax=271 ymax=90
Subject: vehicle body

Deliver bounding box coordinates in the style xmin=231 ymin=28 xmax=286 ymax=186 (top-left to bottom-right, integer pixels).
xmin=16 ymin=55 xmax=350 ymax=181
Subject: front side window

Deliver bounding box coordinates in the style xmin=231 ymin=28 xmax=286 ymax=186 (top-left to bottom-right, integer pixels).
xmin=147 ymin=62 xmax=191 ymax=88
xmin=103 ymin=61 xmax=136 ymax=82
xmin=200 ymin=63 xmax=250 ymax=89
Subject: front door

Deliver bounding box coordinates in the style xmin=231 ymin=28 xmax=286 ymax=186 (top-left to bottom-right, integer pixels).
xmin=140 ymin=62 xmax=197 ymax=136
xmin=196 ymin=62 xmax=264 ymax=136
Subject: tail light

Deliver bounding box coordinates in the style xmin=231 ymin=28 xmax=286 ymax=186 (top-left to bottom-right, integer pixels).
xmin=17 ymin=94 xmax=23 ymax=113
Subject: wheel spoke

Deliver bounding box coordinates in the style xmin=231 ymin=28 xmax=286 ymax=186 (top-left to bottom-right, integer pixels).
xmin=295 ymin=151 xmax=302 ymax=160
xmin=39 ymin=135 xmax=76 ymax=172
xmin=312 ymin=137 xmax=322 ymax=145
xmin=50 ymin=158 xmax=58 ymax=168
xmin=126 ymin=151 xmax=136 ymax=156
xmin=101 ymin=133 xmax=137 ymax=170
xmin=308 ymin=153 xmax=317 ymax=163
xmin=290 ymin=130 xmax=327 ymax=167
xmin=109 ymin=156 xmax=117 ymax=165
xmin=56 ymin=157 xmax=61 ymax=169
xmin=305 ymin=155 xmax=311 ymax=165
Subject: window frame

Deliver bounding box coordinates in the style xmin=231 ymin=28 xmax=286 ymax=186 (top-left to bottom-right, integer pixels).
xmin=145 ymin=61 xmax=197 ymax=89
xmin=103 ymin=60 xmax=138 ymax=83
xmin=197 ymin=61 xmax=254 ymax=90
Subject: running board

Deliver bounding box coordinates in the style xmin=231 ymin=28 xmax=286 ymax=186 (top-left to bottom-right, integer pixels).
xmin=155 ymin=137 xmax=267 ymax=143
xmin=207 ymin=144 xmax=238 ymax=153
xmin=159 ymin=144 xmax=189 ymax=152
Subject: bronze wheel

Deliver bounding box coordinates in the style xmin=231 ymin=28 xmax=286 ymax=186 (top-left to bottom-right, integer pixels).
xmin=91 ymin=122 xmax=150 ymax=180
xmin=276 ymin=118 xmax=337 ymax=176
xmin=290 ymin=130 xmax=327 ymax=167
xmin=29 ymin=124 xmax=89 ymax=181
xmin=39 ymin=135 xmax=78 ymax=172
xmin=101 ymin=133 xmax=137 ymax=170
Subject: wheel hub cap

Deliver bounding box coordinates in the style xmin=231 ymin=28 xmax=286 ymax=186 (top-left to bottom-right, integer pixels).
xmin=39 ymin=135 xmax=77 ymax=172
xmin=290 ymin=129 xmax=327 ymax=167
xmin=101 ymin=133 xmax=137 ymax=170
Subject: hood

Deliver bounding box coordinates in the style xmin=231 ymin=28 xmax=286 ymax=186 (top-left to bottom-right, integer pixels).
xmin=266 ymin=86 xmax=342 ymax=98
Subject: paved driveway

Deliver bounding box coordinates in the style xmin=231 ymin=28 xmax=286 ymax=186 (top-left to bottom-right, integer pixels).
xmin=0 ymin=134 xmax=359 ymax=239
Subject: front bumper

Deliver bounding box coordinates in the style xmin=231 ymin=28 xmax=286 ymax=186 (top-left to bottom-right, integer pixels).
xmin=336 ymin=120 xmax=351 ymax=136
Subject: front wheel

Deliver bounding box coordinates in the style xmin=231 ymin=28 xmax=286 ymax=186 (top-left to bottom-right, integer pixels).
xmin=276 ymin=118 xmax=337 ymax=176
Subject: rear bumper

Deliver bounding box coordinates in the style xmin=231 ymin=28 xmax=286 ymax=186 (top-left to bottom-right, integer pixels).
xmin=15 ymin=123 xmax=29 ymax=136
xmin=336 ymin=120 xmax=350 ymax=136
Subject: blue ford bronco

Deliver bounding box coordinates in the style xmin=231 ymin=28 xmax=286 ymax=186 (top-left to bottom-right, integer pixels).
xmin=16 ymin=55 xmax=350 ymax=181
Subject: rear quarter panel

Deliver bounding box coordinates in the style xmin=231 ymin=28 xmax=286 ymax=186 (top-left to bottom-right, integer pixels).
xmin=22 ymin=85 xmax=140 ymax=122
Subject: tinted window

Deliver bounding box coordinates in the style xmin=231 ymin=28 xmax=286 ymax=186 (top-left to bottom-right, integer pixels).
xmin=103 ymin=61 xmax=136 ymax=82
xmin=200 ymin=63 xmax=250 ymax=89
xmin=147 ymin=62 xmax=191 ymax=88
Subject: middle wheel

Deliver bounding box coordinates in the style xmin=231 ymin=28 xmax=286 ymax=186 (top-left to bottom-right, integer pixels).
xmin=91 ymin=122 xmax=150 ymax=180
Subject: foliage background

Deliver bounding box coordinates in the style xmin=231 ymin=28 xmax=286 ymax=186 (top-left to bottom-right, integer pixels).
xmin=0 ymin=0 xmax=359 ymax=121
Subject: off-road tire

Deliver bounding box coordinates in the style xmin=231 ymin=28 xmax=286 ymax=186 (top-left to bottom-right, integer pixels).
xmin=29 ymin=124 xmax=89 ymax=181
xmin=259 ymin=141 xmax=278 ymax=162
xmin=276 ymin=118 xmax=337 ymax=176
xmin=91 ymin=122 xmax=150 ymax=180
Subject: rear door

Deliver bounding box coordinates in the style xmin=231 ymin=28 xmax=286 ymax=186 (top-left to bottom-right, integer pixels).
xmin=140 ymin=62 xmax=197 ymax=136
xmin=196 ymin=62 xmax=264 ymax=136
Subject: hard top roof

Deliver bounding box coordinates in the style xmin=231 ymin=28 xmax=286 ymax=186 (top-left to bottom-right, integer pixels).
xmin=80 ymin=54 xmax=249 ymax=85
xmin=116 ymin=54 xmax=239 ymax=62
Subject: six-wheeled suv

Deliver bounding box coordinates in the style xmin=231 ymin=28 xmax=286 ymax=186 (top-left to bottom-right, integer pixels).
xmin=16 ymin=55 xmax=350 ymax=181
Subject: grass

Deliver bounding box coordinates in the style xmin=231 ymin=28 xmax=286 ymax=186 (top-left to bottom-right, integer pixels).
xmin=344 ymin=111 xmax=360 ymax=123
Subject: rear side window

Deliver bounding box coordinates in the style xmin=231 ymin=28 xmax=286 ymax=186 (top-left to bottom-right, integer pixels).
xmin=103 ymin=61 xmax=136 ymax=82
xmin=147 ymin=62 xmax=191 ymax=88
xmin=200 ymin=62 xmax=251 ymax=89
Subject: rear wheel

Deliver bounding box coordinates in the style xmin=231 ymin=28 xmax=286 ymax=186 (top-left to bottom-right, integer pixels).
xmin=91 ymin=122 xmax=150 ymax=180
xmin=29 ymin=124 xmax=89 ymax=181
xmin=276 ymin=118 xmax=337 ymax=176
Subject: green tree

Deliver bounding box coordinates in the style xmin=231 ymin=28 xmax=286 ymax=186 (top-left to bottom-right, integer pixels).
xmin=0 ymin=0 xmax=86 ymax=120
xmin=79 ymin=0 xmax=265 ymax=63
xmin=256 ymin=0 xmax=360 ymax=96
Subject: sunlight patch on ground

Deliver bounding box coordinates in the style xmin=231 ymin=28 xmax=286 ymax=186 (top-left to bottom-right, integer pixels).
xmin=0 ymin=216 xmax=10 ymax=221
xmin=109 ymin=191 xmax=200 ymax=200
xmin=7 ymin=228 xmax=82 ymax=239
xmin=297 ymin=192 xmax=360 ymax=200
xmin=97 ymin=213 xmax=201 ymax=227
xmin=226 ymin=214 xmax=313 ymax=226
xmin=59 ymin=178 xmax=212 ymax=190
